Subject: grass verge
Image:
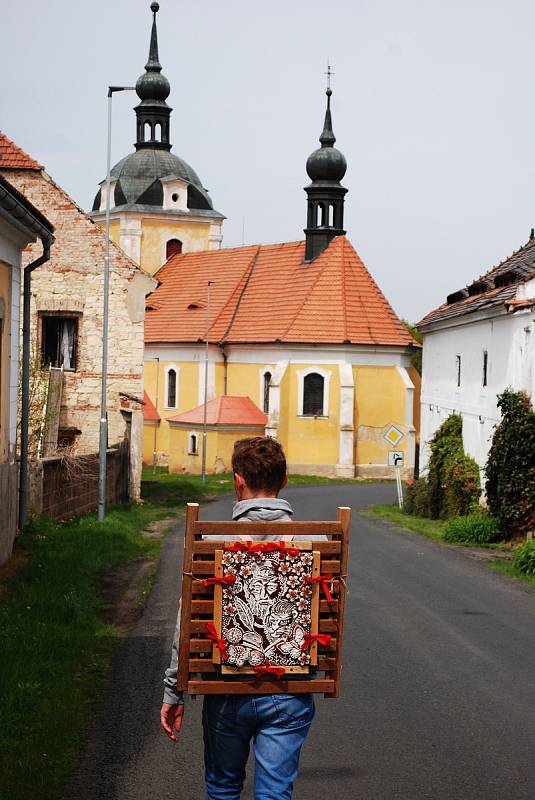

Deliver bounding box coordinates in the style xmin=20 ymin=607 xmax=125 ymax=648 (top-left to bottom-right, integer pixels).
xmin=362 ymin=504 xmax=446 ymax=541
xmin=487 ymin=559 xmax=535 ymax=586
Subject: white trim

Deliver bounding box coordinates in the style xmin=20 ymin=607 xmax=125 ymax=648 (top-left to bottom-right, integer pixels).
xmin=296 ymin=367 xmax=331 ymax=417
xmin=164 ymin=364 xmax=179 ymax=409
xmin=198 ymin=358 xmax=216 ymax=405
xmin=337 ymin=362 xmax=355 ymax=474
xmin=265 ymin=360 xmax=288 ymax=438
xmin=258 ymin=366 xmax=275 ymax=414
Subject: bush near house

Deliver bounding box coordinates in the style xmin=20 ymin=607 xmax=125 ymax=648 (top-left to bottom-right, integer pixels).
xmin=512 ymin=538 xmax=535 ymax=577
xmin=427 ymin=414 xmax=480 ymax=519
xmin=404 ymin=477 xmax=431 ymax=517
xmin=443 ymin=512 xmax=502 ymax=544
xmin=485 ymin=389 xmax=535 ymax=539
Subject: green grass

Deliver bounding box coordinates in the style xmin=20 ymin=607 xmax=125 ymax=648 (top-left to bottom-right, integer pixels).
xmin=0 ymin=505 xmax=171 ymax=800
xmin=363 ymin=504 xmax=446 ymax=541
xmin=365 ymin=505 xmax=511 ymax=552
xmin=487 ymin=559 xmax=535 ymax=585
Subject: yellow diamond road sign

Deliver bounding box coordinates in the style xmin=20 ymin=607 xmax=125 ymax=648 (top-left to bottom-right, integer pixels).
xmin=384 ymin=425 xmax=403 ymax=447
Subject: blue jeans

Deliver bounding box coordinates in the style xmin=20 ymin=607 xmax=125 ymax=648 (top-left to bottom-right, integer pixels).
xmin=202 ymin=693 xmax=315 ymax=800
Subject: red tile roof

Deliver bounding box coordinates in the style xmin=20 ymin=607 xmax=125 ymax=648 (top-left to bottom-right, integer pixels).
xmin=167 ymin=396 xmax=267 ymax=427
xmin=143 ymin=391 xmax=161 ymax=422
xmin=0 ymin=131 xmax=43 ymax=170
xmin=145 ymin=237 xmax=413 ymax=347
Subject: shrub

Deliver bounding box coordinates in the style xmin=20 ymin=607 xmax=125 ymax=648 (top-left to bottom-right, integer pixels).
xmin=485 ymin=389 xmax=535 ymax=538
xmin=512 ymin=539 xmax=535 ymax=577
xmin=443 ymin=512 xmax=502 ymax=544
xmin=404 ymin=478 xmax=431 ymax=517
xmin=427 ymin=414 xmax=480 ymax=519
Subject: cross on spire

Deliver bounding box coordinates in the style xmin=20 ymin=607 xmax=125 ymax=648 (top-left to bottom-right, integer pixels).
xmin=325 ymin=62 xmax=334 ymax=91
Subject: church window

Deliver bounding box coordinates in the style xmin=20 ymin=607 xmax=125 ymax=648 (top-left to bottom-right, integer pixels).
xmin=263 ymin=371 xmax=272 ymax=414
xmin=166 ymin=367 xmax=177 ymax=408
xmin=144 ymin=120 xmax=151 ymax=141
xmin=41 ymin=316 xmax=78 ymax=371
xmin=155 ymin=122 xmax=162 ymax=141
xmin=167 ymin=239 xmax=183 ymax=259
xmin=188 ymin=432 xmax=199 ymax=455
xmin=172 ymin=193 xmax=179 ymax=203
xmin=303 ymin=373 xmax=325 ymax=416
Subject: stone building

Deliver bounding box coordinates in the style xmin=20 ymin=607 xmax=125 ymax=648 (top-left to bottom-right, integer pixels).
xmin=0 ymin=132 xmax=155 ymax=499
xmin=90 ymin=3 xmax=224 ymax=275
xmin=419 ymin=234 xmax=535 ymax=480
xmin=143 ymin=89 xmax=420 ymax=478
xmin=0 ymin=174 xmax=54 ymax=562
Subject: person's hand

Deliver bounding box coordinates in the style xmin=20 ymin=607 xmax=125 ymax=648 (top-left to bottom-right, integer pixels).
xmin=160 ymin=703 xmax=185 ymax=741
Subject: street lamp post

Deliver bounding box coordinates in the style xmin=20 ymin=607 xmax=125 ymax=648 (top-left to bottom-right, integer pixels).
xmin=98 ymin=85 xmax=135 ymax=523
xmin=201 ymin=281 xmax=213 ymax=483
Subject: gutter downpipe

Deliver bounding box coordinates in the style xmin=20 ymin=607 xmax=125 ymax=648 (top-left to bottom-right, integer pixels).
xmin=219 ymin=344 xmax=228 ymax=396
xmin=20 ymin=235 xmax=53 ymax=527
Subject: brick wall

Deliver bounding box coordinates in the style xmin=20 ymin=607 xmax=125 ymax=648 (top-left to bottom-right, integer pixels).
xmin=0 ymin=167 xmax=155 ymax=499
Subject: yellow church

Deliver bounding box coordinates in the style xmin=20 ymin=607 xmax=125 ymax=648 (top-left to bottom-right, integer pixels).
xmin=93 ymin=3 xmax=420 ymax=479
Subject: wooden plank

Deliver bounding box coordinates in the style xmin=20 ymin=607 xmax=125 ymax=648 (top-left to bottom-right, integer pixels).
xmin=331 ymin=506 xmax=350 ymax=699
xmin=187 ymin=679 xmax=335 ymax=695
xmin=177 ymin=503 xmax=199 ymax=691
xmin=191 ymin=600 xmax=214 ymax=614
xmin=189 ymin=658 xmax=337 ymax=672
xmin=192 ymin=540 xmax=341 ymax=555
xmin=213 ymin=550 xmax=223 ymax=665
xmin=194 ymin=521 xmax=342 ymax=537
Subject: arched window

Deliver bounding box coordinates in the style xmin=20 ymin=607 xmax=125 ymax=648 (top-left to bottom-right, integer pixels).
xmin=303 ymin=372 xmax=324 ymax=416
xmin=166 ymin=239 xmax=183 ymax=260
xmin=263 ymin=371 xmax=272 ymax=414
xmin=189 ymin=432 xmax=198 ymax=455
xmin=155 ymin=121 xmax=162 ymax=141
xmin=144 ymin=120 xmax=151 ymax=141
xmin=167 ymin=368 xmax=177 ymax=408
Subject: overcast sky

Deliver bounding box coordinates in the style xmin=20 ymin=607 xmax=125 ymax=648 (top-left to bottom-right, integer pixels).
xmin=4 ymin=0 xmax=535 ymax=323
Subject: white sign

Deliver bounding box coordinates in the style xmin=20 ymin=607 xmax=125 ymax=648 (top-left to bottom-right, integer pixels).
xmin=384 ymin=424 xmax=404 ymax=447
xmin=388 ymin=451 xmax=404 ymax=467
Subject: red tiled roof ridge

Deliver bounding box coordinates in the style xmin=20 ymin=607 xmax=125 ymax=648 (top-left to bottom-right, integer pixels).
xmin=167 ymin=395 xmax=267 ymax=426
xmin=214 ymin=245 xmax=262 ymax=341
xmin=0 ymin=131 xmax=43 ymax=170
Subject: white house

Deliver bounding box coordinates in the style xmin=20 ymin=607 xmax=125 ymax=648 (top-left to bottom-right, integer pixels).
xmin=418 ymin=234 xmax=535 ymax=482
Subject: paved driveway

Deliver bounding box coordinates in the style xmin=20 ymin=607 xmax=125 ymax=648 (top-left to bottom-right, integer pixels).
xmin=66 ymin=483 xmax=535 ymax=799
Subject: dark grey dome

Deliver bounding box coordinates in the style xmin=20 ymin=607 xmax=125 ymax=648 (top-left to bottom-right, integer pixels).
xmin=91 ymin=148 xmax=214 ymax=211
xmin=136 ymin=70 xmax=170 ymax=102
xmin=306 ymin=146 xmax=347 ymax=183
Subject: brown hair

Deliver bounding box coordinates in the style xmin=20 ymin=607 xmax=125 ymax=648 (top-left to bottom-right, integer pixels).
xmin=231 ymin=437 xmax=287 ymax=494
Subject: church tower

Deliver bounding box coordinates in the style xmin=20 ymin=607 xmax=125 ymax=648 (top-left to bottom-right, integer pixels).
xmin=304 ymin=87 xmax=347 ymax=262
xmin=90 ymin=2 xmax=224 ymax=275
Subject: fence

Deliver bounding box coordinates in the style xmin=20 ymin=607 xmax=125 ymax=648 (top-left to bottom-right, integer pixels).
xmin=32 ymin=439 xmax=131 ymax=522
xmin=0 ymin=462 xmax=18 ymax=565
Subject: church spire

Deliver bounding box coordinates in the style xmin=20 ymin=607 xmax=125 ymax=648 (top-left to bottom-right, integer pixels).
xmin=134 ymin=2 xmax=173 ymax=151
xmin=304 ymin=83 xmax=348 ymax=263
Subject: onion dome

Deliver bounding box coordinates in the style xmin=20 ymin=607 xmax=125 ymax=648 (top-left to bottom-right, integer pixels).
xmin=306 ymin=89 xmax=347 ymax=183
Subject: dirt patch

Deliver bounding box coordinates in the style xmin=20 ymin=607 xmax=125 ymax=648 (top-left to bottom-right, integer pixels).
xmin=142 ymin=517 xmax=177 ymax=539
xmin=460 ymin=547 xmax=513 ymax=563
xmin=98 ymin=558 xmax=156 ymax=628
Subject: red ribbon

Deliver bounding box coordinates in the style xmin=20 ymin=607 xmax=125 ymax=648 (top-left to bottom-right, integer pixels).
xmin=227 ymin=540 xmax=299 ymax=556
xmin=206 ymin=622 xmax=229 ymax=660
xmin=202 ymin=575 xmax=237 ymax=588
xmin=300 ymin=633 xmax=332 ymax=651
xmin=250 ymin=659 xmax=286 ymax=680
xmin=305 ymin=573 xmax=334 ymax=602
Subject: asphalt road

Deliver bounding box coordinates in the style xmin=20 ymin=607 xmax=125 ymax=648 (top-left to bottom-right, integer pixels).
xmin=65 ymin=484 xmax=535 ymax=800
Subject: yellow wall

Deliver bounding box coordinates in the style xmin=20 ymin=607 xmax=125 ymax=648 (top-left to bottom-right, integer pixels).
xmin=141 ymin=219 xmax=212 ymax=275
xmin=284 ymin=365 xmax=340 ymax=465
xmin=408 ymin=365 xmax=421 ymax=442
xmin=353 ymin=366 xmax=407 ymax=465
xmin=108 ymin=220 xmax=120 ymax=247
xmin=0 ymin=262 xmax=10 ymax=461
xmin=167 ymin=426 xmax=264 ymax=474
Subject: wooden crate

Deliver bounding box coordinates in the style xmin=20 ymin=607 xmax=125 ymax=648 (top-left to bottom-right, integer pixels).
xmin=177 ymin=503 xmax=350 ymax=698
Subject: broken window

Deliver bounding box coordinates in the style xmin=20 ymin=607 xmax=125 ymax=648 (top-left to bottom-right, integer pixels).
xmin=42 ymin=316 xmax=78 ymax=371
xmin=303 ymin=372 xmax=324 ymax=416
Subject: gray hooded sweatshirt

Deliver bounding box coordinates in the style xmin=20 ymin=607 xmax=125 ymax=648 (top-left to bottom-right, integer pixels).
xmin=162 ymin=497 xmax=326 ymax=705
